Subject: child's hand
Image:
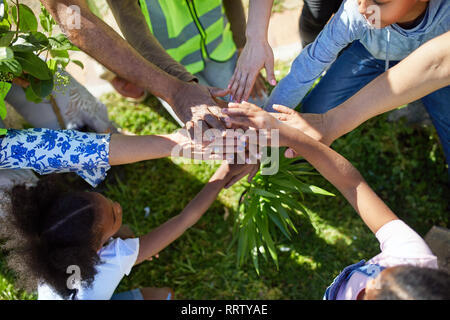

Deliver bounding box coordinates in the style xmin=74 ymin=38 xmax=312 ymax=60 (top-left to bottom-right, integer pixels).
xmin=212 ymin=162 xmax=260 ymax=189
xmin=222 ymin=101 xmax=282 ymax=130
xmin=271 ymin=105 xmax=330 ymax=158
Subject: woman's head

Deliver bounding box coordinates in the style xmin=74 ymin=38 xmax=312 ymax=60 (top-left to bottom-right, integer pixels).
xmin=0 ymin=176 xmax=122 ymax=299
xmin=364 ymin=265 xmax=450 ymax=300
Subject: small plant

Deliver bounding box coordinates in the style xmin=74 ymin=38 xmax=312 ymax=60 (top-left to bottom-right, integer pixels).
xmin=233 ymin=148 xmax=335 ymax=274
xmin=0 ymin=0 xmax=82 ymax=135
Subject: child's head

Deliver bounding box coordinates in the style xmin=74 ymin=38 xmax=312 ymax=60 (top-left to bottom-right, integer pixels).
xmin=364 ymin=265 xmax=450 ymax=300
xmin=0 ymin=176 xmax=123 ymax=299
xmin=358 ymin=0 xmax=429 ymax=28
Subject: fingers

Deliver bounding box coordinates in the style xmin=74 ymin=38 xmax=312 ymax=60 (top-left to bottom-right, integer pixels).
xmin=209 ymin=86 xmax=229 ymax=98
xmin=241 ymin=72 xmax=257 ymax=102
xmin=265 ymin=58 xmax=277 ymax=87
xmin=224 ymin=168 xmax=249 ymax=189
xmin=248 ymin=163 xmax=260 ymax=183
xmin=284 ymin=148 xmax=299 ymax=158
xmin=234 ymin=72 xmax=249 ymax=103
xmin=229 ymin=71 xmax=243 ymax=102
xmin=203 ymin=112 xmax=225 ymax=132
xmin=272 ymin=104 xmax=296 ymax=115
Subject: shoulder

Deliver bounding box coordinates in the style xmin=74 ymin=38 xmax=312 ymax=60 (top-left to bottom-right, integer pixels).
xmin=369 ymin=220 xmax=438 ymax=269
xmin=98 ymin=237 xmax=140 ymax=274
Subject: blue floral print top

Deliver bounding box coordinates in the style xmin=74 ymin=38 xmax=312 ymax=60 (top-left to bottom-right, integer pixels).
xmin=0 ymin=129 xmax=111 ymax=187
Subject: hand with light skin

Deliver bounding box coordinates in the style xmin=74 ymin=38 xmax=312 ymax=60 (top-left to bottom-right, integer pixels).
xmin=228 ymin=0 xmax=276 ymax=103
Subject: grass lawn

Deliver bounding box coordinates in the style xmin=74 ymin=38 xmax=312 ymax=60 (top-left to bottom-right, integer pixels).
xmin=0 ymin=89 xmax=448 ymax=300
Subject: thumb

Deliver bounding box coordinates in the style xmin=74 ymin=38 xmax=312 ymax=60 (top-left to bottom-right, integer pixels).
xmin=265 ymin=59 xmax=277 ymax=86
xmin=209 ymin=86 xmax=230 ymax=98
xmin=273 ymin=104 xmax=295 ymax=115
xmin=284 ymin=148 xmax=298 ymax=158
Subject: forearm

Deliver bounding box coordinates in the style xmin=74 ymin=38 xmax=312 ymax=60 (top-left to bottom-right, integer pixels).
xmin=135 ymin=169 xmax=227 ymax=264
xmin=40 ymin=0 xmax=183 ymax=104
xmin=108 ymin=134 xmax=176 ymax=165
xmin=106 ymin=0 xmax=196 ymax=83
xmin=223 ymin=0 xmax=247 ymax=49
xmin=246 ymin=0 xmax=273 ymax=42
xmin=327 ymin=31 xmax=450 ymax=142
xmin=283 ymin=129 xmax=398 ymax=233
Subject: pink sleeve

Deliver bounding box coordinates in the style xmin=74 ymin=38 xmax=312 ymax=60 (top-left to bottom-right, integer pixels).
xmin=368 ymin=220 xmax=438 ymax=269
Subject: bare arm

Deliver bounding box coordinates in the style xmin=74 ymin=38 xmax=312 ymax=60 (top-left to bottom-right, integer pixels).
xmin=324 ymin=31 xmax=450 ymax=144
xmin=223 ymin=0 xmax=247 ymax=50
xmin=40 ymin=0 xmax=229 ymax=128
xmin=283 ymin=127 xmax=398 ymax=234
xmin=106 ymin=0 xmax=196 ymax=83
xmin=40 ymin=0 xmax=184 ymax=105
xmin=228 ymin=0 xmax=275 ymax=102
xmin=223 ymin=102 xmax=399 ymax=234
xmin=134 ymin=163 xmax=247 ymax=265
xmin=108 ymin=134 xmax=176 ymax=166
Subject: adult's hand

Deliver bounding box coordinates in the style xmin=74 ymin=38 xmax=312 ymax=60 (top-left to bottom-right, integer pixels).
xmin=171 ymin=81 xmax=230 ymax=141
xmin=228 ymin=39 xmax=276 ymax=103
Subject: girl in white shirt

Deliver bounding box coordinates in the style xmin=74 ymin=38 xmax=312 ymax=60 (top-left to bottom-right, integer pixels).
xmin=0 ymin=162 xmax=247 ymax=300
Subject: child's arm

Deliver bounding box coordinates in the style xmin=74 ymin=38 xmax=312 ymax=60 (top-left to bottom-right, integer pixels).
xmin=134 ymin=163 xmax=248 ymax=265
xmin=265 ymin=0 xmax=366 ymax=111
xmin=322 ymin=30 xmax=450 ymax=145
xmin=223 ymin=103 xmax=398 ymax=234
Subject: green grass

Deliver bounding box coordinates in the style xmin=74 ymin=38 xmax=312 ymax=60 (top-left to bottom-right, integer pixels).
xmin=0 ymin=90 xmax=448 ymax=300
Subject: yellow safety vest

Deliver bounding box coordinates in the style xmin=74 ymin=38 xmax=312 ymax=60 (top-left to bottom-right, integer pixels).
xmin=139 ymin=0 xmax=236 ymax=74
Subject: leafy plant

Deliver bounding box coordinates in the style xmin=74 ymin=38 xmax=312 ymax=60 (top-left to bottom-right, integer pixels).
xmin=233 ymin=148 xmax=335 ymax=275
xmin=0 ymin=0 xmax=82 ymax=135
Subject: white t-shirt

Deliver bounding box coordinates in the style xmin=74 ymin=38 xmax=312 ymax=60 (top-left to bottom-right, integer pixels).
xmin=336 ymin=219 xmax=438 ymax=300
xmin=38 ymin=237 xmax=140 ymax=300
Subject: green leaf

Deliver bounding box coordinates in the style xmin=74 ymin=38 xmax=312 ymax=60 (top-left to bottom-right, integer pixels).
xmin=0 ymin=128 xmax=6 ymax=135
xmin=50 ymin=49 xmax=69 ymax=68
xmin=15 ymin=52 xmax=52 ymax=80
xmin=20 ymin=31 xmax=49 ymax=47
xmin=0 ymin=80 xmax=11 ymax=120
xmin=0 ymin=0 xmax=10 ymax=32
xmin=272 ymin=200 xmax=298 ymax=233
xmin=236 ymin=226 xmax=248 ymax=266
xmin=0 ymin=31 xmax=14 ymax=46
xmin=48 ymin=34 xmax=73 ymax=51
xmin=0 ymin=47 xmax=22 ymax=75
xmin=24 ymin=85 xmax=42 ymax=103
xmin=0 ymin=46 xmax=13 ymax=59
xmin=293 ymin=180 xmax=335 ymax=196
xmin=30 ymin=77 xmax=53 ymax=98
xmin=71 ymin=59 xmax=84 ymax=69
xmin=267 ymin=210 xmax=291 ymax=240
xmin=12 ymin=4 xmax=38 ymax=32
xmin=252 ymin=188 xmax=278 ymax=198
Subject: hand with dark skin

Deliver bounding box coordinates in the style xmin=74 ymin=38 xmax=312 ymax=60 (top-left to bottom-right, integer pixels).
xmin=40 ymin=0 xmax=228 ymax=130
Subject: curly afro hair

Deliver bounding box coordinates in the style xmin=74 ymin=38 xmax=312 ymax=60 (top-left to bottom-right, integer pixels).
xmin=0 ymin=175 xmax=104 ymax=299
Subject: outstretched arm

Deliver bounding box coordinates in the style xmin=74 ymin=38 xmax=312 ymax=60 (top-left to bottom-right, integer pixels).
xmin=324 ymin=30 xmax=450 ymax=144
xmin=289 ymin=31 xmax=450 ymax=147
xmin=134 ymin=163 xmax=248 ymax=265
xmin=223 ymin=102 xmax=399 ymax=234
xmin=40 ymin=0 xmax=227 ymax=128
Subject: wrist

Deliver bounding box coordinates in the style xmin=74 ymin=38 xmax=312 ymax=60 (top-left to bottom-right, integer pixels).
xmin=165 ymin=78 xmax=189 ymax=107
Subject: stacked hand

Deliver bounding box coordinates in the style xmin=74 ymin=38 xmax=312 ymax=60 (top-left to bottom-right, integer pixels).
xmin=222 ymin=102 xmax=331 ymax=158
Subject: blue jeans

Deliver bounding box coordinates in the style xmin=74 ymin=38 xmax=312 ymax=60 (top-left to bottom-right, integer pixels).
xmin=301 ymin=41 xmax=450 ymax=170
